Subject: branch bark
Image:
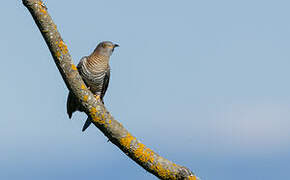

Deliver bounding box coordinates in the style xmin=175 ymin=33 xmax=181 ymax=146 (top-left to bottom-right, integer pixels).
xmin=23 ymin=0 xmax=199 ymax=179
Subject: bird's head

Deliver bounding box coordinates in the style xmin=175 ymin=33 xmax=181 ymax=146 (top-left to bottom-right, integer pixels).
xmin=94 ymin=41 xmax=119 ymax=57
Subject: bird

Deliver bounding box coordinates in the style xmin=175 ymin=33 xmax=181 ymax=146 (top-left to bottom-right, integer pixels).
xmin=66 ymin=41 xmax=119 ymax=131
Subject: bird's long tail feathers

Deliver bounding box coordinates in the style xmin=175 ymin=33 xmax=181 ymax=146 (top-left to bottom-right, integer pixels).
xmin=66 ymin=92 xmax=79 ymax=119
xmin=82 ymin=117 xmax=92 ymax=132
xmin=67 ymin=92 xmax=92 ymax=132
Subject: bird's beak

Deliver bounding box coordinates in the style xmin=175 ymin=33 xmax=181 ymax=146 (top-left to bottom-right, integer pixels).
xmin=112 ymin=44 xmax=119 ymax=52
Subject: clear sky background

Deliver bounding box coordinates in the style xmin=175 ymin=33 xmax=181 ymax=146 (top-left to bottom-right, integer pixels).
xmin=1 ymin=0 xmax=290 ymax=179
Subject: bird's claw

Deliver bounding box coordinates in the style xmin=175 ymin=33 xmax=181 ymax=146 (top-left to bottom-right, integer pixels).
xmin=94 ymin=95 xmax=100 ymax=100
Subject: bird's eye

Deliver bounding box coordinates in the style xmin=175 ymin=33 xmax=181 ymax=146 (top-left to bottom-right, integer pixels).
xmin=102 ymin=43 xmax=107 ymax=48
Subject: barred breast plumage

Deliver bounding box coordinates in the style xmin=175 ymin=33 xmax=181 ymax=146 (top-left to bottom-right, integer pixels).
xmin=78 ymin=55 xmax=110 ymax=96
xmin=66 ymin=41 xmax=119 ymax=131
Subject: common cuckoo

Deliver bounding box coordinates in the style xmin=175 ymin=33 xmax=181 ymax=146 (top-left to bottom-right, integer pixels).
xmin=66 ymin=41 xmax=119 ymax=131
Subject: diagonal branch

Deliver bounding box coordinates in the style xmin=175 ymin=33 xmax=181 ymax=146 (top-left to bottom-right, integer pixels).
xmin=22 ymin=0 xmax=199 ymax=179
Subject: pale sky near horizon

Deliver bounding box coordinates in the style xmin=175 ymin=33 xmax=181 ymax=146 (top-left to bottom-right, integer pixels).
xmin=1 ymin=0 xmax=290 ymax=179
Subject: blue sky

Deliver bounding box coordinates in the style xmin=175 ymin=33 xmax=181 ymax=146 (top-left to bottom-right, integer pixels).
xmin=1 ymin=0 xmax=290 ymax=179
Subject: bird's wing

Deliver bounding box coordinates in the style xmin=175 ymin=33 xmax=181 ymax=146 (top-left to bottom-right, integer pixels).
xmin=100 ymin=68 xmax=110 ymax=103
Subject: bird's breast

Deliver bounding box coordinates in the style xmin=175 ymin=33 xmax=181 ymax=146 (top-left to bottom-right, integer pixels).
xmin=79 ymin=59 xmax=109 ymax=95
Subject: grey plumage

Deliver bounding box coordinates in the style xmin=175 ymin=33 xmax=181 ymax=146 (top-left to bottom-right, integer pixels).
xmin=66 ymin=41 xmax=119 ymax=131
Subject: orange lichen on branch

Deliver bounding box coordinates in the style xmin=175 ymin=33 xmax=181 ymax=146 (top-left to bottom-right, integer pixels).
xmin=98 ymin=117 xmax=106 ymax=125
xmin=39 ymin=6 xmax=47 ymax=14
xmin=55 ymin=51 xmax=61 ymax=58
xmin=89 ymin=107 xmax=105 ymax=125
xmin=57 ymin=40 xmax=68 ymax=55
xmin=71 ymin=64 xmax=77 ymax=70
xmin=120 ymin=133 xmax=135 ymax=150
xmin=35 ymin=1 xmax=46 ymax=8
xmin=90 ymin=107 xmax=97 ymax=117
xmin=35 ymin=1 xmax=47 ymax=14
xmin=134 ymin=143 xmax=155 ymax=163
xmin=81 ymin=84 xmax=86 ymax=90
xmin=89 ymin=107 xmax=100 ymax=123
xmin=151 ymin=162 xmax=173 ymax=179
xmin=54 ymin=40 xmax=68 ymax=58
xmin=83 ymin=95 xmax=88 ymax=102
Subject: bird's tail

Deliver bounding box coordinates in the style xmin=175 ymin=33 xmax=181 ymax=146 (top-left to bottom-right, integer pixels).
xmin=67 ymin=92 xmax=92 ymax=131
xmin=82 ymin=117 xmax=92 ymax=132
xmin=66 ymin=92 xmax=80 ymax=119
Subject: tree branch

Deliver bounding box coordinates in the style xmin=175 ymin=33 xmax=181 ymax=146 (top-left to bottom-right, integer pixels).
xmin=22 ymin=0 xmax=199 ymax=179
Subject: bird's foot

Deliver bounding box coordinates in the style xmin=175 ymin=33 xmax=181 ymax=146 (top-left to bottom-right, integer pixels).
xmin=94 ymin=95 xmax=101 ymax=100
